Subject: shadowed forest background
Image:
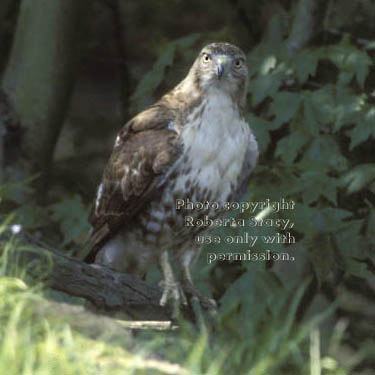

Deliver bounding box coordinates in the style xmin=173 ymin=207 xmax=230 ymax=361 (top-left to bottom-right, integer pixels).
xmin=0 ymin=0 xmax=374 ymax=374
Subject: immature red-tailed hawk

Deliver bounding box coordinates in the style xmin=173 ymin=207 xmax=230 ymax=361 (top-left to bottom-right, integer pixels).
xmin=84 ymin=42 xmax=258 ymax=309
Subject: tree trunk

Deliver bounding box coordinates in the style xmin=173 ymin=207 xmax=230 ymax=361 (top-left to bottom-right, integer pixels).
xmin=0 ymin=0 xmax=19 ymax=73
xmin=0 ymin=0 xmax=19 ymax=184
xmin=1 ymin=0 xmax=93 ymax=197
xmin=287 ymin=0 xmax=328 ymax=54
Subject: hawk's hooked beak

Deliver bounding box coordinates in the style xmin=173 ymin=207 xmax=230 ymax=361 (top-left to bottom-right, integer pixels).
xmin=216 ymin=56 xmax=228 ymax=79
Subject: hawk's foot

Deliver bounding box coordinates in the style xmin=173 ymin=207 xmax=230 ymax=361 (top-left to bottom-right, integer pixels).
xmin=181 ymin=281 xmax=217 ymax=312
xmin=158 ymin=251 xmax=188 ymax=317
xmin=159 ymin=279 xmax=188 ymax=308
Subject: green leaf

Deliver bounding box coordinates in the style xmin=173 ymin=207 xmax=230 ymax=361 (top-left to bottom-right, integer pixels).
xmin=246 ymin=114 xmax=271 ymax=152
xmin=293 ymin=49 xmax=319 ymax=83
xmin=250 ymin=164 xmax=300 ymax=202
xmin=259 ymin=55 xmax=277 ymax=75
xmin=130 ymin=34 xmax=201 ymax=114
xmin=365 ymin=40 xmax=375 ymax=50
xmin=288 ymin=206 xmax=351 ymax=236
xmin=348 ymin=107 xmax=375 ymax=149
xmin=333 ymin=87 xmax=364 ymax=132
xmin=174 ymin=33 xmax=201 ymax=49
xmin=12 ymin=204 xmax=49 ymax=230
xmin=317 ymin=207 xmax=353 ymax=232
xmin=312 ymin=86 xmax=336 ymax=123
xmin=275 ymin=125 xmax=309 ymax=164
xmin=345 ymin=258 xmax=375 ymax=281
xmin=269 ymin=92 xmax=302 ymax=128
xmin=303 ymin=94 xmax=319 ymax=135
xmin=302 ymin=87 xmax=335 ymax=134
xmin=0 ymin=174 xmax=36 ymax=205
xmin=248 ymin=71 xmax=283 ymax=106
xmin=308 ymin=232 xmax=337 ymax=285
xmin=325 ymin=36 xmax=371 ymax=88
xmin=334 ymin=220 xmax=373 ymax=278
xmin=365 ymin=201 xmax=375 ymax=243
xmin=340 ymin=164 xmax=375 ymax=193
xmin=131 ymin=42 xmax=177 ymax=113
xmin=49 ymin=194 xmax=90 ymax=246
xmin=299 ymin=135 xmax=348 ymax=172
xmin=292 ymin=171 xmax=339 ymax=205
xmin=220 ymin=268 xmax=277 ymax=338
xmin=337 ymin=71 xmax=354 ymax=86
xmin=335 ymin=220 xmax=363 ymax=255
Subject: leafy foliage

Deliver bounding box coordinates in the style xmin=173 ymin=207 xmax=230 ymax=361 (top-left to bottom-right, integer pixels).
xmin=243 ymin=22 xmax=375 ymax=290
xmin=49 ymin=194 xmax=90 ymax=246
xmin=1 ymin=0 xmax=374 ymax=374
xmin=126 ymin=19 xmax=374 ymax=372
xmin=130 ymin=33 xmax=201 ymax=114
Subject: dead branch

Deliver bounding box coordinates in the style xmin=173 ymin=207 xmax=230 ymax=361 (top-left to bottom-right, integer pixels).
xmin=16 ymin=246 xmax=184 ymax=321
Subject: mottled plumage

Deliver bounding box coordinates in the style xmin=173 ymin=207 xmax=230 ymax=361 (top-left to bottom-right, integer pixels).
xmin=85 ymin=42 xmax=259 ymax=308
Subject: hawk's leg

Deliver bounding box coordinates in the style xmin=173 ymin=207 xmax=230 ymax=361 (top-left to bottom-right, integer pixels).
xmin=159 ymin=251 xmax=187 ymax=308
xmin=180 ymin=250 xmax=217 ymax=311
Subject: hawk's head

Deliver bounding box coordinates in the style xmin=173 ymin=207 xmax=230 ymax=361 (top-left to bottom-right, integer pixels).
xmin=189 ymin=42 xmax=248 ymax=104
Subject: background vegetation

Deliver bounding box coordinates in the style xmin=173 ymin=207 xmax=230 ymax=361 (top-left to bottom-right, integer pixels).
xmin=0 ymin=0 xmax=374 ymax=374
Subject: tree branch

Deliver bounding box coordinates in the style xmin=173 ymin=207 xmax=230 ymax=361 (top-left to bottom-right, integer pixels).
xmin=16 ymin=245 xmax=187 ymax=321
xmin=287 ymin=0 xmax=328 ymax=54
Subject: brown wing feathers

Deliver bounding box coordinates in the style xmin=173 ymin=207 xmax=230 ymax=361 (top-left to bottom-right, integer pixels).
xmin=84 ymin=105 xmax=181 ymax=263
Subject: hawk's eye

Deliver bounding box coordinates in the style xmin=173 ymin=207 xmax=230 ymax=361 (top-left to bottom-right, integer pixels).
xmin=234 ymin=58 xmax=243 ymax=68
xmin=202 ymin=53 xmax=211 ymax=63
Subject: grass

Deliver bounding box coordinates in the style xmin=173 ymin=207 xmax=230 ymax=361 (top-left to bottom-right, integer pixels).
xmin=0 ymin=236 xmax=370 ymax=375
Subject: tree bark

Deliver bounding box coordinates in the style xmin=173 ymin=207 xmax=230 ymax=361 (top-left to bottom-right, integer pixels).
xmin=287 ymin=0 xmax=328 ymax=54
xmin=0 ymin=0 xmax=19 ymax=72
xmin=1 ymin=0 xmax=93 ymax=196
xmin=0 ymin=89 xmax=22 ymax=184
xmin=0 ymin=0 xmax=19 ymax=183
xmin=17 ymin=245 xmax=181 ymax=321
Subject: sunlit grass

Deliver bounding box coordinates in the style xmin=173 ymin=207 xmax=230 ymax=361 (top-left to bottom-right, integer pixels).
xmin=0 ymin=270 xmax=194 ymax=375
xmin=0 ymin=238 xmax=188 ymax=375
xmin=0 ymin=235 xmax=369 ymax=375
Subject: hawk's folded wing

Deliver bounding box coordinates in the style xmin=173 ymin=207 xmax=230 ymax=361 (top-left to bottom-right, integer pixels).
xmin=84 ymin=104 xmax=182 ymax=263
xmin=233 ymin=130 xmax=259 ymax=201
